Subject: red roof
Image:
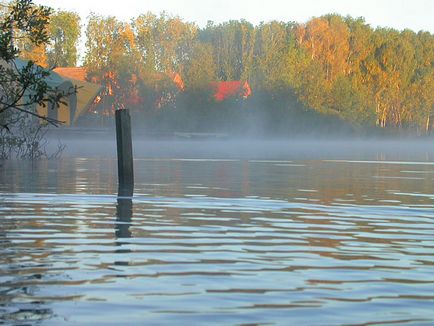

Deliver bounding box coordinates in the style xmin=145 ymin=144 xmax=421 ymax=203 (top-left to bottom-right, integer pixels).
xmin=210 ymin=81 xmax=252 ymax=101
xmin=168 ymin=72 xmax=185 ymax=91
xmin=54 ymin=67 xmax=88 ymax=82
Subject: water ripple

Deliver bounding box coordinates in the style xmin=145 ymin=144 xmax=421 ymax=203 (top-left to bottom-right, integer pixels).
xmin=1 ymin=158 xmax=434 ymax=325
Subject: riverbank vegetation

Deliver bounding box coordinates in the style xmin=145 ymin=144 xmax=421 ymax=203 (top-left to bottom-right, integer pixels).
xmin=4 ymin=1 xmax=434 ymax=138
xmin=85 ymin=14 xmax=434 ymax=136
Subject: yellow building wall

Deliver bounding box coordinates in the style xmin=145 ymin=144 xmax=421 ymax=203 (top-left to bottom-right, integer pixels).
xmin=36 ymin=103 xmax=71 ymax=126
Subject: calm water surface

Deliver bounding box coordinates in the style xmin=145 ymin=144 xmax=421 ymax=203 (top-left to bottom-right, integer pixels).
xmin=1 ymin=146 xmax=434 ymax=325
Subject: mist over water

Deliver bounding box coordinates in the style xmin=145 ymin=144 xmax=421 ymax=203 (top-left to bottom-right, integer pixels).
xmin=51 ymin=132 xmax=434 ymax=162
xmin=1 ymin=133 xmax=434 ymax=324
xmin=2 ymin=0 xmax=434 ymax=323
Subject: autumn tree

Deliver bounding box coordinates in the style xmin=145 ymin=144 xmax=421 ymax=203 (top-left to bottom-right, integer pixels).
xmin=84 ymin=14 xmax=139 ymax=115
xmin=79 ymin=9 xmax=433 ymax=135
xmin=407 ymin=31 xmax=434 ymax=133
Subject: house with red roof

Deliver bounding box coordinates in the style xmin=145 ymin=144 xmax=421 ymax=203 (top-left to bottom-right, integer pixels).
xmin=54 ymin=67 xmax=88 ymax=82
xmin=210 ymin=81 xmax=252 ymax=102
xmin=37 ymin=67 xmax=102 ymax=126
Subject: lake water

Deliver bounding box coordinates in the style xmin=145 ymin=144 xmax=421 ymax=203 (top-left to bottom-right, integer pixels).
xmin=1 ymin=140 xmax=434 ymax=325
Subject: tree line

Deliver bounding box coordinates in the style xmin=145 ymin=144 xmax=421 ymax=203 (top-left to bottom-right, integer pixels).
xmin=16 ymin=8 xmax=434 ymax=135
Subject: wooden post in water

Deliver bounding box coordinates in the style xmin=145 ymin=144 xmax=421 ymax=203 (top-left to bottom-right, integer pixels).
xmin=115 ymin=109 xmax=134 ymax=197
xmin=116 ymin=198 xmax=133 ymax=238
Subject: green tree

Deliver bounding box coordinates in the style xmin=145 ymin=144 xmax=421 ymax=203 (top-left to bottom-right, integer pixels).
xmin=252 ymin=21 xmax=293 ymax=92
xmin=200 ymin=19 xmax=255 ymax=81
xmin=367 ymin=28 xmax=416 ymax=127
xmin=1 ymin=0 xmax=75 ymax=158
xmin=183 ymin=42 xmax=216 ymax=90
xmin=47 ymin=10 xmax=80 ymax=67
xmin=0 ymin=0 xmax=67 ymax=122
xmin=133 ymin=12 xmax=197 ymax=74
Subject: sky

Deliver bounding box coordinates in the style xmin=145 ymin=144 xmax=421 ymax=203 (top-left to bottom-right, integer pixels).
xmin=34 ymin=0 xmax=434 ymax=33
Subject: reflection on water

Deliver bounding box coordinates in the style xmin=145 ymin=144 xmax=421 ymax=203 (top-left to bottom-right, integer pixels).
xmin=116 ymin=198 xmax=133 ymax=239
xmin=0 ymin=157 xmax=434 ymax=325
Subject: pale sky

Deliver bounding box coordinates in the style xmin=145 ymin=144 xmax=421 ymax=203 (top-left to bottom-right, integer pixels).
xmin=35 ymin=0 xmax=434 ymax=33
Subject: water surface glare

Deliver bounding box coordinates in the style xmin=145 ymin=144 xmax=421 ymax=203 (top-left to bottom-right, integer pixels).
xmin=1 ymin=158 xmax=434 ymax=325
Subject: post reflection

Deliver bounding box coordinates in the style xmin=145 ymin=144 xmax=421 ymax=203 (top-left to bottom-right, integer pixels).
xmin=115 ymin=198 xmax=133 ymax=239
